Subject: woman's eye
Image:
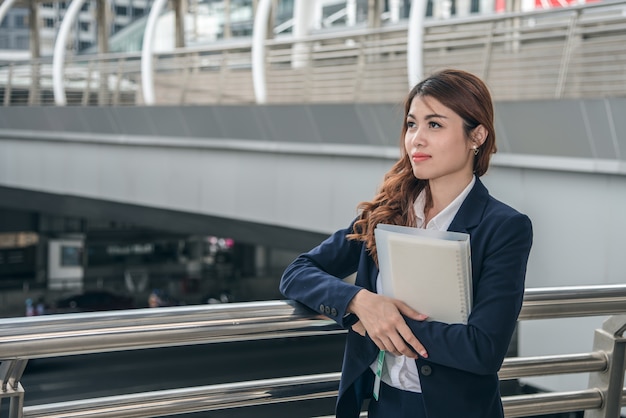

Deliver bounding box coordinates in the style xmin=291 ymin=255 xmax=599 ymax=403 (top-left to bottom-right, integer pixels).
xmin=428 ymin=121 xmax=441 ymax=128
xmin=406 ymin=121 xmax=416 ymax=129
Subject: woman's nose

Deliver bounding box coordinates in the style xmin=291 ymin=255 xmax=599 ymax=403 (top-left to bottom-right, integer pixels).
xmin=409 ymin=128 xmax=423 ymax=147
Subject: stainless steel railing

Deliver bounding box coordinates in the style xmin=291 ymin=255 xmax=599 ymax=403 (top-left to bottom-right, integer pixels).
xmin=1 ymin=284 xmax=626 ymax=418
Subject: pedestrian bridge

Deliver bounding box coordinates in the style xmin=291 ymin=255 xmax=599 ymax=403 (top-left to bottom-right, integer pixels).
xmin=1 ymin=98 xmax=625 ymax=252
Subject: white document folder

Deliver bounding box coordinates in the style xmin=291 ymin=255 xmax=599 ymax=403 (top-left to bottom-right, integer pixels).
xmin=374 ymin=224 xmax=472 ymax=324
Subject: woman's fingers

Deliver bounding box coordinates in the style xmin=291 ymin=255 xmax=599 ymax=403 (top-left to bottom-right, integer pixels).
xmin=372 ymin=333 xmax=420 ymax=359
xmin=348 ymin=289 xmax=428 ymax=358
xmin=398 ymin=323 xmax=428 ymax=358
xmin=396 ymin=300 xmax=429 ymax=321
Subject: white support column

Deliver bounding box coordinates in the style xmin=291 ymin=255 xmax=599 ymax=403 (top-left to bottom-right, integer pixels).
xmin=457 ymin=0 xmax=471 ymax=17
xmin=407 ymin=0 xmax=428 ymax=87
xmin=0 ymin=0 xmax=18 ymax=32
xmin=480 ymin=0 xmax=496 ymax=14
xmin=252 ymin=0 xmax=272 ymax=104
xmin=141 ymin=0 xmax=168 ymax=105
xmin=389 ymin=0 xmax=401 ymax=22
xmin=291 ymin=0 xmax=315 ymax=69
xmin=346 ymin=0 xmax=357 ymax=26
xmin=440 ymin=0 xmax=453 ymax=19
xmin=53 ymin=0 xmax=87 ymax=106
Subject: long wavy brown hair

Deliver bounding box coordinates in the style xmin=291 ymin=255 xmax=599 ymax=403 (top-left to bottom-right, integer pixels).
xmin=347 ymin=69 xmax=497 ymax=265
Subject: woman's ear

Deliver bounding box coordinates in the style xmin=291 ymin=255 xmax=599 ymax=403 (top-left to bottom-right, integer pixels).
xmin=471 ymin=125 xmax=488 ymax=148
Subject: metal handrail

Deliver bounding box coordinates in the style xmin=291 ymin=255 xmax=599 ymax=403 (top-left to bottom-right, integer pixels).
xmin=498 ymin=352 xmax=608 ymax=380
xmin=0 ymin=300 xmax=340 ymax=359
xmin=17 ymin=352 xmax=613 ymax=418
xmin=2 ymin=285 xmax=626 ymax=360
xmin=2 ymin=284 xmax=626 ymax=418
xmin=520 ymin=284 xmax=626 ymax=320
xmin=23 ymin=373 xmax=343 ymax=418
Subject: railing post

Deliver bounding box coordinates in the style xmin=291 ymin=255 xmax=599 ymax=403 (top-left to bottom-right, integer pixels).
xmin=0 ymin=359 xmax=28 ymax=418
xmin=585 ymin=314 xmax=626 ymax=418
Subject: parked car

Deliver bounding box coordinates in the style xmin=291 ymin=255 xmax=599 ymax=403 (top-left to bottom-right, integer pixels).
xmin=53 ymin=290 xmax=135 ymax=313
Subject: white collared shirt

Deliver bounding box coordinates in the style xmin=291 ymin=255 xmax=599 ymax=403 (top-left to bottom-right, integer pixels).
xmin=369 ymin=176 xmax=476 ymax=393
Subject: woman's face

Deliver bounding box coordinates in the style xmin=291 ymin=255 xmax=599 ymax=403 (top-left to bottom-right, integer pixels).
xmin=404 ymin=95 xmax=480 ymax=185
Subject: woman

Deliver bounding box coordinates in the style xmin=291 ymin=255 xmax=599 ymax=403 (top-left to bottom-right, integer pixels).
xmin=280 ymin=69 xmax=533 ymax=418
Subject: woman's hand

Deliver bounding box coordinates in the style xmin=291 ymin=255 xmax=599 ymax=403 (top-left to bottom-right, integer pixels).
xmin=348 ymin=289 xmax=428 ymax=359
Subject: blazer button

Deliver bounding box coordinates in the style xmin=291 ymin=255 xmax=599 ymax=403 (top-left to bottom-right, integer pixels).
xmin=330 ymin=308 xmax=338 ymax=317
xmin=319 ymin=304 xmax=325 ymax=313
xmin=420 ymin=365 xmax=432 ymax=376
xmin=324 ymin=306 xmax=331 ymax=315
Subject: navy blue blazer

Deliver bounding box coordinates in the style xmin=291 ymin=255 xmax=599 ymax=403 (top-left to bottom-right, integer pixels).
xmin=280 ymin=178 xmax=533 ymax=418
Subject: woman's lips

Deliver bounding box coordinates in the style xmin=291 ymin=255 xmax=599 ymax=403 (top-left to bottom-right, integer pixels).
xmin=412 ymin=152 xmax=431 ymax=162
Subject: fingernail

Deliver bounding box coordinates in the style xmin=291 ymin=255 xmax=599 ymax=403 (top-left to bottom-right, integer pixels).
xmin=420 ymin=351 xmax=428 ymax=358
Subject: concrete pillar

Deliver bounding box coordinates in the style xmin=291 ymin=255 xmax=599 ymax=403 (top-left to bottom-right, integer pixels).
xmin=346 ymin=0 xmax=357 ymax=26
xmin=367 ymin=0 xmax=381 ymax=28
xmin=96 ymin=0 xmax=110 ymax=105
xmin=96 ymin=0 xmax=109 ymax=53
xmin=173 ymin=0 xmax=186 ymax=48
xmin=508 ymin=0 xmax=522 ymax=12
xmin=223 ymin=0 xmax=231 ymax=38
xmin=28 ymin=0 xmax=41 ymax=105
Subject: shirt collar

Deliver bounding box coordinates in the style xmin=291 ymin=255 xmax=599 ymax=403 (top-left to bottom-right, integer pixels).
xmin=414 ymin=176 xmax=476 ymax=231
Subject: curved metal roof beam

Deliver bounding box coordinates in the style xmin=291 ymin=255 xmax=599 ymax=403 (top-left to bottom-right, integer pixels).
xmin=0 ymin=0 xmax=18 ymax=30
xmin=407 ymin=0 xmax=427 ymax=88
xmin=252 ymin=0 xmax=272 ymax=104
xmin=141 ymin=0 xmax=168 ymax=105
xmin=53 ymin=0 xmax=87 ymax=105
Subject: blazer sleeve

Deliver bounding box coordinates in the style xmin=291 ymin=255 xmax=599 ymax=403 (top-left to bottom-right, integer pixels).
xmin=279 ymin=221 xmax=366 ymax=328
xmin=408 ymin=211 xmax=533 ymax=375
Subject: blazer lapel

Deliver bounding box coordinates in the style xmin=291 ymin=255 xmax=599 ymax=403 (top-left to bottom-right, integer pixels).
xmin=448 ymin=177 xmax=489 ymax=234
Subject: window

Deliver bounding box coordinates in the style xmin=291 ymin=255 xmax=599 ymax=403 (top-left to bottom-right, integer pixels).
xmin=80 ymin=21 xmax=90 ymax=32
xmin=14 ymin=14 xmax=28 ymax=28
xmin=61 ymin=245 xmax=82 ymax=267
xmin=16 ymin=35 xmax=29 ymax=49
xmin=115 ymin=5 xmax=128 ymax=16
xmin=44 ymin=17 xmax=55 ymax=28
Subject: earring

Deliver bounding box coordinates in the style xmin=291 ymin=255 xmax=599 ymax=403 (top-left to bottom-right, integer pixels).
xmin=473 ymin=146 xmax=479 ymax=156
